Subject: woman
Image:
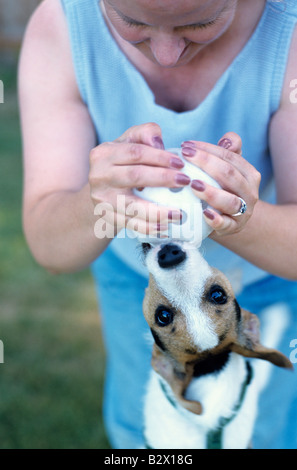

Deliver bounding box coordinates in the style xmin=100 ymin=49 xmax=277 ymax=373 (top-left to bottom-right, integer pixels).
xmin=19 ymin=0 xmax=297 ymax=448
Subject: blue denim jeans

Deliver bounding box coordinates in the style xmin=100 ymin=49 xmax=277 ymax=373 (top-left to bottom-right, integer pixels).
xmin=92 ymin=248 xmax=297 ymax=449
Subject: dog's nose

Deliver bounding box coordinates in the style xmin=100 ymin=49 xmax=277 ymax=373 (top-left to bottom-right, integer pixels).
xmin=158 ymin=243 xmax=186 ymax=269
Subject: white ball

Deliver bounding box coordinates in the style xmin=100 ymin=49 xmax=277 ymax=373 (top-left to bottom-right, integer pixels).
xmin=133 ymin=148 xmax=221 ymax=246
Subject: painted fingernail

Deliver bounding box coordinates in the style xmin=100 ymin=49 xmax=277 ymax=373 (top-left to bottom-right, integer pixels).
xmin=181 ymin=146 xmax=196 ymax=157
xmin=152 ymin=136 xmax=165 ymax=150
xmin=191 ymin=179 xmax=206 ymax=192
xmin=170 ymin=157 xmax=184 ymax=169
xmin=175 ymin=173 xmax=191 ymax=186
xmin=168 ymin=210 xmax=182 ymax=221
xmin=203 ymin=209 xmax=215 ymax=220
xmin=181 ymin=140 xmax=196 ymax=149
xmin=155 ymin=223 xmax=168 ymax=232
xmin=218 ymin=138 xmax=232 ymax=149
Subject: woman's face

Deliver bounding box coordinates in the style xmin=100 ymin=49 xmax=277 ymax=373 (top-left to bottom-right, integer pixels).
xmin=102 ymin=0 xmax=238 ymax=67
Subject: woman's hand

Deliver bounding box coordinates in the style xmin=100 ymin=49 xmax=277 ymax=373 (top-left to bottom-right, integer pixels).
xmin=89 ymin=123 xmax=187 ymax=237
xmin=181 ymin=132 xmax=261 ymax=237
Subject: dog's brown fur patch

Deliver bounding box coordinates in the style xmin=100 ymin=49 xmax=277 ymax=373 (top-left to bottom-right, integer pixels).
xmin=143 ymin=269 xmax=292 ymax=415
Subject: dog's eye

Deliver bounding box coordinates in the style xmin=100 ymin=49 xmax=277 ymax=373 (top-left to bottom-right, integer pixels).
xmin=155 ymin=306 xmax=174 ymax=327
xmin=207 ymin=285 xmax=228 ymax=305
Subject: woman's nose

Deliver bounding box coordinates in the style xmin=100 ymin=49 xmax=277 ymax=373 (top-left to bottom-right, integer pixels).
xmin=149 ymin=33 xmax=188 ymax=67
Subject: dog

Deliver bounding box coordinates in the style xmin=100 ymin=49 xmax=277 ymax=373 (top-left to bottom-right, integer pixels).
xmin=141 ymin=242 xmax=292 ymax=449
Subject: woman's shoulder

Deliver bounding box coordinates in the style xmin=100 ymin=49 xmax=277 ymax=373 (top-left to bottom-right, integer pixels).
xmin=19 ymin=0 xmax=81 ymax=110
xmin=278 ymin=23 xmax=297 ymax=108
xmin=19 ymin=0 xmax=75 ymax=88
xmin=22 ymin=0 xmax=67 ymax=47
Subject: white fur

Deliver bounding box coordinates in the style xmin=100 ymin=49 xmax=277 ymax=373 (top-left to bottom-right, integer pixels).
xmin=144 ymin=353 xmax=258 ymax=449
xmin=145 ymin=243 xmax=218 ymax=351
xmin=143 ymin=242 xmax=264 ymax=449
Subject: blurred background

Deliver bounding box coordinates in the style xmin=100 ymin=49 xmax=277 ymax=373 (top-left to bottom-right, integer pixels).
xmin=0 ymin=0 xmax=110 ymax=448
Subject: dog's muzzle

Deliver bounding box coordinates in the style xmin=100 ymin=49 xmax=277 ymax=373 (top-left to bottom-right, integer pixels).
xmin=157 ymin=243 xmax=186 ymax=269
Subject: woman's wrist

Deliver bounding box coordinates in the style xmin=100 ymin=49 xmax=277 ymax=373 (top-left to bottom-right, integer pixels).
xmin=209 ymin=200 xmax=297 ymax=280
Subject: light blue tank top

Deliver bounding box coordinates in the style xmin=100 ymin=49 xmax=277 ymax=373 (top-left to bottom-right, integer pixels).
xmin=61 ymin=0 xmax=297 ymax=290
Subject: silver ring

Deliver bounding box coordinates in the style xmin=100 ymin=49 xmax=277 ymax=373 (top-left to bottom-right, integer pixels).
xmin=232 ymin=197 xmax=247 ymax=217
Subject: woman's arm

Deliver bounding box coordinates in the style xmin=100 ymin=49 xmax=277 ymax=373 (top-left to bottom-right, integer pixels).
xmin=212 ymin=26 xmax=297 ymax=280
xmin=19 ymin=0 xmax=188 ymax=273
xmin=183 ymin=26 xmax=297 ymax=280
xmin=210 ymin=202 xmax=297 ymax=280
xmin=19 ymin=0 xmax=104 ymax=273
xmin=19 ymin=0 xmax=112 ymax=273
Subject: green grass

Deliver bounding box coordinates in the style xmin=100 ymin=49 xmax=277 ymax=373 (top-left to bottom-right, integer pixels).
xmin=0 ymin=62 xmax=110 ymax=449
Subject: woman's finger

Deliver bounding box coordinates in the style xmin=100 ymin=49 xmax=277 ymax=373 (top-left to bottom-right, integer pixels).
xmin=191 ymin=179 xmax=249 ymax=217
xmin=114 ymin=122 xmax=165 ymax=149
xmin=203 ymin=210 xmax=239 ymax=236
xmin=217 ymin=132 xmax=242 ymax=154
xmin=181 ymin=146 xmax=249 ymax=195
xmin=95 ymin=197 xmax=174 ymax=237
xmin=104 ymin=163 xmax=191 ymax=191
xmin=90 ymin=142 xmax=190 ymax=192
xmin=93 ymin=189 xmax=182 ymax=224
xmin=181 ymin=140 xmax=252 ymax=180
xmin=108 ymin=142 xmax=185 ymax=169
xmin=118 ymin=197 xmax=182 ymax=224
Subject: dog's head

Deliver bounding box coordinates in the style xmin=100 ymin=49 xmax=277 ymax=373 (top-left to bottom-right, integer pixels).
xmin=142 ymin=242 xmax=292 ymax=414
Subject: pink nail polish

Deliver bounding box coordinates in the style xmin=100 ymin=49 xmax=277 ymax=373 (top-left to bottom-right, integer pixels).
xmin=191 ymin=179 xmax=206 ymax=192
xmin=175 ymin=173 xmax=191 ymax=186
xmin=156 ymin=223 xmax=168 ymax=232
xmin=203 ymin=209 xmax=215 ymax=220
xmin=218 ymin=138 xmax=232 ymax=149
xmin=170 ymin=157 xmax=184 ymax=169
xmin=181 ymin=140 xmax=196 ymax=149
xmin=181 ymin=147 xmax=196 ymax=157
xmin=152 ymin=136 xmax=165 ymax=150
xmin=168 ymin=210 xmax=182 ymax=221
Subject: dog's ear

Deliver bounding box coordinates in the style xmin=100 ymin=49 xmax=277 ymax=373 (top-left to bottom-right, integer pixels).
xmin=151 ymin=345 xmax=203 ymax=415
xmin=231 ymin=309 xmax=293 ymax=369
